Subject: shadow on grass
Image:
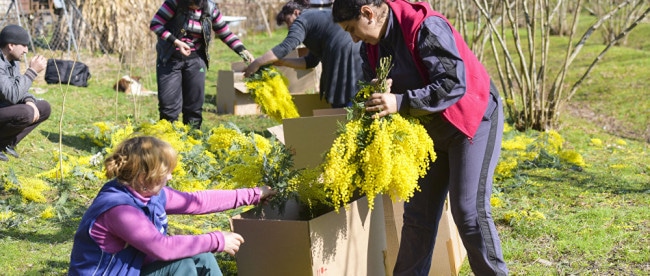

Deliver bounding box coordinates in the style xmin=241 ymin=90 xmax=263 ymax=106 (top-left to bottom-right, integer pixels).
xmin=572 ymin=170 xmax=650 ymax=194
xmin=26 ymin=260 xmax=70 ymax=275
xmin=0 ymin=218 xmax=77 ymax=244
xmin=40 ymin=130 xmax=96 ymax=153
xmin=205 ymin=94 xmax=217 ymax=109
xmin=516 ymin=167 xmax=650 ymax=195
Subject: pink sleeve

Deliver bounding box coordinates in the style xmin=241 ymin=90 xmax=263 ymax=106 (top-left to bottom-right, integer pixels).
xmin=101 ymin=205 xmax=227 ymax=260
xmin=164 ymin=187 xmax=261 ymax=215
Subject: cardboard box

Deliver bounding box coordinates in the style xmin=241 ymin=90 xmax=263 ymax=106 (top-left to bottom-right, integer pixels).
xmin=383 ymin=195 xmax=467 ymax=276
xmin=264 ymin=108 xmax=465 ymax=274
xmin=232 ymin=196 xmax=387 ymax=276
xmin=267 ymin=109 xmax=466 ymax=275
xmin=216 ymin=69 xmax=260 ymax=115
xmin=277 ymin=46 xmax=321 ymax=95
xmin=313 ymin=108 xmax=347 ymax=116
xmin=216 ymin=47 xmax=321 ymax=115
xmin=281 ymin=114 xmax=347 ymax=169
xmin=292 ymin=94 xmax=332 ymax=117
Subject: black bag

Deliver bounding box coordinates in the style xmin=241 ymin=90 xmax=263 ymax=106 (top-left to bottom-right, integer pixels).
xmin=44 ymin=59 xmax=91 ymax=87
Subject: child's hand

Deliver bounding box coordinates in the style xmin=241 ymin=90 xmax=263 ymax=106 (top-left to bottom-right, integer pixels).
xmin=174 ymin=39 xmax=191 ymax=56
xmin=241 ymin=50 xmax=254 ymax=64
xmin=259 ymin=186 xmax=276 ymax=202
xmin=221 ymin=231 xmax=244 ymax=256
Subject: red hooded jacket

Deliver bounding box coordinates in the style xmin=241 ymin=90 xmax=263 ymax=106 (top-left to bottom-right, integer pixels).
xmin=367 ymin=0 xmax=491 ymax=138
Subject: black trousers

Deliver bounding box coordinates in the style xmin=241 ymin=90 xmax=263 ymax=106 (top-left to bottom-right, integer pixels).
xmin=0 ymin=100 xmax=51 ymax=147
xmin=156 ymin=54 xmax=206 ymax=129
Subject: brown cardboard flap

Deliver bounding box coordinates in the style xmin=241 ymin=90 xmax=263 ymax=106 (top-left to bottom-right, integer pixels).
xmin=232 ymin=71 xmax=248 ymax=93
xmin=232 ymin=47 xmax=320 ymax=95
xmin=282 ymin=114 xmax=347 ymax=169
xmin=217 ymin=70 xmax=260 ymax=115
xmin=231 ymin=62 xmax=246 ymax=72
xmin=233 ymin=82 xmax=248 ymax=94
xmin=313 ymin=108 xmax=347 ymax=116
xmin=266 ymin=125 xmax=285 ymax=145
xmin=291 ymin=94 xmax=331 ymax=117
xmin=233 ymin=218 xmax=313 ymax=275
xmin=308 ymin=196 xmax=386 ymax=276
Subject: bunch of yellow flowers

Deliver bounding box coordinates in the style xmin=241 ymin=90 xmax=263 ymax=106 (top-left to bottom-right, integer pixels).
xmin=322 ymin=57 xmax=436 ymax=210
xmin=245 ymin=66 xmax=299 ymax=123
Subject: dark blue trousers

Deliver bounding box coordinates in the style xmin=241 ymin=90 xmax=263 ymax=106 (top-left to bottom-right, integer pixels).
xmin=394 ymin=84 xmax=508 ymax=276
xmin=156 ymin=54 xmax=206 ymax=129
xmin=140 ymin=252 xmax=222 ymax=276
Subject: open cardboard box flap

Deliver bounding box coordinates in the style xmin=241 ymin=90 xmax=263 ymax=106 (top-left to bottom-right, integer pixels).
xmin=266 ymin=125 xmax=285 ymax=145
xmin=232 ymin=196 xmax=386 ymax=276
xmin=233 ymin=82 xmax=248 ymax=94
xmin=268 ymin=113 xmax=347 ymax=169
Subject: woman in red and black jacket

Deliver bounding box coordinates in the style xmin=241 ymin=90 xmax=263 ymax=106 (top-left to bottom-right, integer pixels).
xmin=333 ymin=1 xmax=508 ymax=275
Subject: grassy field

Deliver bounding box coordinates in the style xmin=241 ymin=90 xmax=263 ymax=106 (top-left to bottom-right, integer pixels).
xmin=1 ymin=17 xmax=648 ymax=275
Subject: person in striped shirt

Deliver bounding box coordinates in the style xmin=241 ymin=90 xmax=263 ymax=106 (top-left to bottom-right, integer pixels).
xmin=150 ymin=0 xmax=254 ymax=129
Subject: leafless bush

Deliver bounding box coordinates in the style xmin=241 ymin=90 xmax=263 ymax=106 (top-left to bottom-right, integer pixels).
xmin=468 ymin=0 xmax=649 ymax=131
xmin=584 ymin=0 xmax=648 ymax=45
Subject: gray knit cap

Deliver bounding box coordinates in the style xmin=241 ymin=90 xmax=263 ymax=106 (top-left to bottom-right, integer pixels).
xmin=0 ymin=24 xmax=30 ymax=47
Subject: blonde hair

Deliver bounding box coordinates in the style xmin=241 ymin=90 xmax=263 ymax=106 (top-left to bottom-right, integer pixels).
xmin=104 ymin=136 xmax=178 ymax=190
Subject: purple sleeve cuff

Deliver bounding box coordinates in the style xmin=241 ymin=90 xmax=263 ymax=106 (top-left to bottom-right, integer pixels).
xmin=214 ymin=231 xmax=226 ymax=252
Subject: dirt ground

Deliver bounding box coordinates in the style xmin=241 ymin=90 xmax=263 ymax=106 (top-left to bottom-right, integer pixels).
xmin=565 ymin=102 xmax=650 ymax=143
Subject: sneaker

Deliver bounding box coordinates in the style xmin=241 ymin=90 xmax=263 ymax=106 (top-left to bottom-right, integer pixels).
xmin=4 ymin=146 xmax=19 ymax=158
xmin=0 ymin=152 xmax=8 ymax=162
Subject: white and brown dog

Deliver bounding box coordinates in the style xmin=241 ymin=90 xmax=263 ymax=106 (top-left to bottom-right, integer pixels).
xmin=113 ymin=75 xmax=157 ymax=96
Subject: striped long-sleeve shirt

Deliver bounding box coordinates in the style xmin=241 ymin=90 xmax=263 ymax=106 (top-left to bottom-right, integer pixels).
xmin=150 ymin=0 xmax=245 ymax=54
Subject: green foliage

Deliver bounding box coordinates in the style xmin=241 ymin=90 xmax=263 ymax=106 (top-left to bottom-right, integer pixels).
xmin=216 ymin=253 xmax=238 ymax=276
xmin=480 ymin=125 xmax=650 ymax=275
xmin=182 ymin=143 xmax=222 ymax=181
xmin=255 ymin=140 xmax=300 ymax=214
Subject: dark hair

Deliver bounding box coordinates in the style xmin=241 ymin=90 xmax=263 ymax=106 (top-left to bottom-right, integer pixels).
xmin=332 ymin=0 xmax=384 ymax=23
xmin=185 ymin=0 xmax=208 ymax=13
xmin=275 ymin=0 xmax=310 ymax=26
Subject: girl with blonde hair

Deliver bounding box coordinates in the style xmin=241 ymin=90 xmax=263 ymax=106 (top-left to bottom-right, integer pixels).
xmin=69 ymin=136 xmax=274 ymax=275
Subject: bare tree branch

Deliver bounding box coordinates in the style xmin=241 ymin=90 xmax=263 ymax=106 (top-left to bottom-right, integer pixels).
xmin=547 ymin=0 xmax=582 ymax=119
xmin=567 ymin=0 xmax=632 ymax=66
xmin=564 ymin=6 xmax=650 ymax=106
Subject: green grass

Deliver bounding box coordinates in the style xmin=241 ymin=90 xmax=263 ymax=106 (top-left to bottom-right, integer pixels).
xmin=1 ymin=21 xmax=649 ymax=275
